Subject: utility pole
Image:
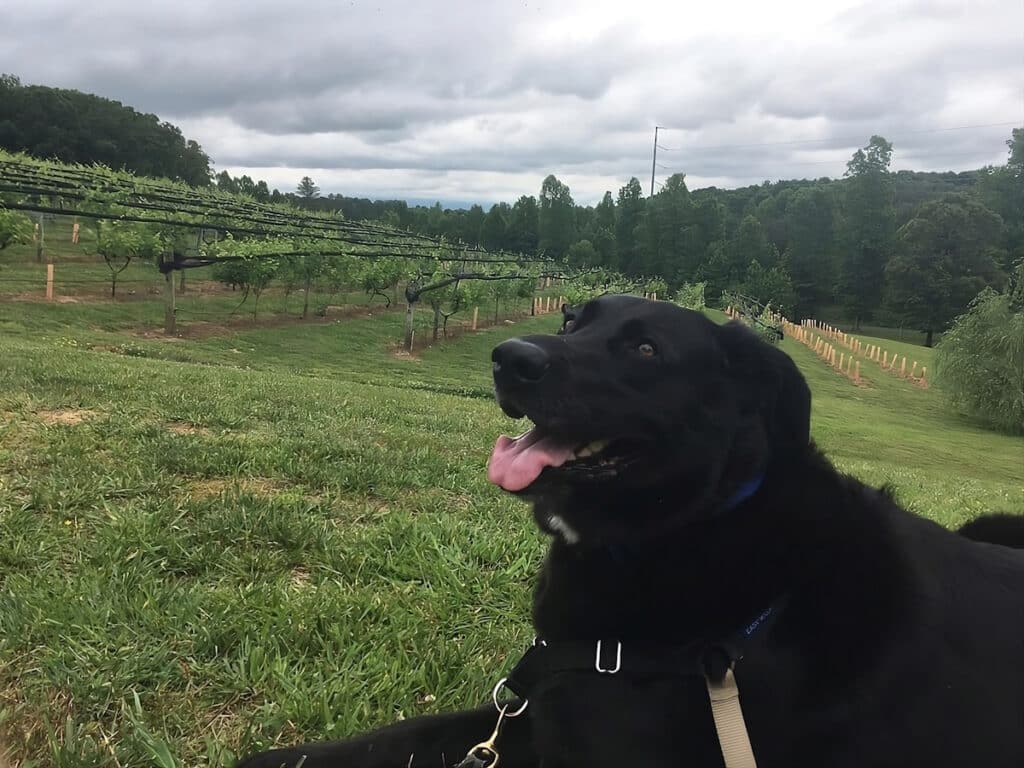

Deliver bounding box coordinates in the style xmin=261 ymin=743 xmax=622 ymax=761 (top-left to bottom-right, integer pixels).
xmin=650 ymin=126 xmax=662 ymax=196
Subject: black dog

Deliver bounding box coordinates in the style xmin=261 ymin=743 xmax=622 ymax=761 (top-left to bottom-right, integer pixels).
xmin=239 ymin=295 xmax=1024 ymax=768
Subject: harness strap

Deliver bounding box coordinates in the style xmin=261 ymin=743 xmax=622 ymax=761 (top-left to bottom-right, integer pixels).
xmin=505 ymin=640 xmax=710 ymax=700
xmin=707 ymin=667 xmax=758 ymax=768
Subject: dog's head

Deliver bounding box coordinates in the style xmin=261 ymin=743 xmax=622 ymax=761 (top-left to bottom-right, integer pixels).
xmin=488 ymin=295 xmax=810 ymax=543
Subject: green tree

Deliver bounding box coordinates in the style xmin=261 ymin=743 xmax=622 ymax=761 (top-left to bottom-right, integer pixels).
xmin=0 ymin=204 xmax=32 ymax=250
xmin=0 ymin=75 xmax=211 ymax=185
xmin=464 ymin=204 xmax=486 ymax=246
xmin=884 ymin=193 xmax=1005 ymax=346
xmin=838 ymin=135 xmax=896 ymax=329
xmin=211 ymin=255 xmax=280 ymax=318
xmin=567 ymin=239 xmax=598 ymax=267
xmin=643 ymin=173 xmax=691 ymax=280
xmin=730 ymin=214 xmax=775 ymax=270
xmin=538 ymin=175 xmax=576 ymax=259
xmin=593 ymin=191 xmax=617 ymax=267
xmin=786 ymin=184 xmax=837 ymax=318
xmin=977 ymin=127 xmax=1024 ymax=269
xmin=296 ymin=176 xmax=320 ymax=199
xmin=215 ymin=171 xmax=240 ymax=194
xmin=480 ymin=204 xmax=508 ymax=251
xmin=92 ymin=220 xmax=163 ymax=297
xmin=934 ymin=262 xmax=1024 ymax=434
xmin=738 ymin=259 xmax=797 ymax=316
xmin=615 ymin=177 xmax=645 ymax=274
xmin=506 ymin=195 xmax=539 ymax=254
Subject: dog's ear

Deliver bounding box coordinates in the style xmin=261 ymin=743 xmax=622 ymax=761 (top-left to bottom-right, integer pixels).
xmin=716 ymin=320 xmax=810 ymax=450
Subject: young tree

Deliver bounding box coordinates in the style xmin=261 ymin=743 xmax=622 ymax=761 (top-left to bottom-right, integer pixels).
xmin=93 ymin=220 xmax=163 ymax=297
xmin=211 ymin=256 xmax=279 ymax=318
xmin=934 ymin=261 xmax=1024 ymax=434
xmin=0 ymin=205 xmax=32 ymax=250
xmin=738 ymin=259 xmax=798 ymax=316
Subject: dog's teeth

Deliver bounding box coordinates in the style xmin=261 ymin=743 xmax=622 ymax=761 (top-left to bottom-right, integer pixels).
xmin=574 ymin=440 xmax=609 ymax=459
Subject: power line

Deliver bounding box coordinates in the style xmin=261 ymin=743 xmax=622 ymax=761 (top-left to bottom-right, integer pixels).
xmin=651 ymin=120 xmax=1020 ymax=153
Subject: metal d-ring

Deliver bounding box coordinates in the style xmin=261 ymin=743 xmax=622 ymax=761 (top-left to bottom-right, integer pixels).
xmin=492 ymin=677 xmax=529 ymax=717
xmin=595 ymin=640 xmax=622 ymax=674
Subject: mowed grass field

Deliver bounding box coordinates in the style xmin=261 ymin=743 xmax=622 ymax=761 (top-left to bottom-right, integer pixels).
xmin=0 ymin=292 xmax=1022 ymax=767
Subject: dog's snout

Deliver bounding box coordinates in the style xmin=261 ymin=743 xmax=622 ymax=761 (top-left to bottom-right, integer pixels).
xmin=492 ymin=339 xmax=550 ymax=384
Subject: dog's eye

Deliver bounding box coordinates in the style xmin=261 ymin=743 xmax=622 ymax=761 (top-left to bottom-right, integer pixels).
xmin=563 ymin=320 xmax=575 ymax=332
xmin=638 ymin=342 xmax=656 ymax=357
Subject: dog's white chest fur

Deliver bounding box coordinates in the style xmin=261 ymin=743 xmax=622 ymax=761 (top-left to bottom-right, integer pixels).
xmin=547 ymin=514 xmax=580 ymax=545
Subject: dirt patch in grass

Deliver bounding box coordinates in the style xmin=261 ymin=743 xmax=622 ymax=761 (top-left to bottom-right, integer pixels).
xmin=134 ymin=303 xmax=400 ymax=341
xmin=36 ymin=408 xmax=96 ymax=426
xmin=288 ymin=566 xmax=313 ymax=590
xmin=167 ymin=421 xmax=213 ymax=436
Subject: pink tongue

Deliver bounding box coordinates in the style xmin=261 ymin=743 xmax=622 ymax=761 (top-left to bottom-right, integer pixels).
xmin=487 ymin=429 xmax=576 ymax=492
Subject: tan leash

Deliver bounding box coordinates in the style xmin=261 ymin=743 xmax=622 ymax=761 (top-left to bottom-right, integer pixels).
xmin=707 ymin=667 xmax=759 ymax=768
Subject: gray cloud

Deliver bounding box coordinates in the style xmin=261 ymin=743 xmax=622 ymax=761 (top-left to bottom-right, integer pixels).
xmin=0 ymin=0 xmax=1020 ymax=203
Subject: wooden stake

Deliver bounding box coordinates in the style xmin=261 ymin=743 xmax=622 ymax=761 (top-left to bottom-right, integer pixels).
xmin=840 ymin=352 xmax=845 ymax=370
xmin=883 ymin=351 xmax=889 ymax=368
xmin=472 ymin=307 xmax=479 ymax=330
xmin=46 ymin=263 xmax=54 ymax=300
xmin=900 ymin=357 xmax=906 ymax=376
xmin=911 ymin=361 xmax=918 ymax=378
xmin=854 ymin=361 xmax=860 ymax=383
xmin=164 ymin=268 xmax=177 ymax=335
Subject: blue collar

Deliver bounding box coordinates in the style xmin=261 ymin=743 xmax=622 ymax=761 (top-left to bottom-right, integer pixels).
xmin=723 ymin=473 xmax=765 ymax=511
xmin=604 ymin=473 xmax=766 ymax=566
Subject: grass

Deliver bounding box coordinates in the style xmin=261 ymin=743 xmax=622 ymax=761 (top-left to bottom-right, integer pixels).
xmin=0 ymin=293 xmax=1021 ymax=767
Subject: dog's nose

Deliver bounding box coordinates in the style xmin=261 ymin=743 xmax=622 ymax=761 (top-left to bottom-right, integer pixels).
xmin=492 ymin=339 xmax=550 ymax=384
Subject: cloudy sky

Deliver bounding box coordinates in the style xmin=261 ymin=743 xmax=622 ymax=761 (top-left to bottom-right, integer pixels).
xmin=2 ymin=0 xmax=1022 ymax=205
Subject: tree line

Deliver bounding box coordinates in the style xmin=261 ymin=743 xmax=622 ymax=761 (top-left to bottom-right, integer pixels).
xmin=270 ymin=131 xmax=1021 ymax=345
xmin=0 ymin=74 xmax=212 ymax=186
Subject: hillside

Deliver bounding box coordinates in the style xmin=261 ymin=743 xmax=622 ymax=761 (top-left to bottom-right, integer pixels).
xmin=0 ymin=294 xmax=1021 ymax=765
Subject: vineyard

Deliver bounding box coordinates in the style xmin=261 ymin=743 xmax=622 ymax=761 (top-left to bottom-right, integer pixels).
xmin=0 ymin=151 xmax=676 ymax=348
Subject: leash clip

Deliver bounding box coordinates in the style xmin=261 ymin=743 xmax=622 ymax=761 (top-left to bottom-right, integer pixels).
xmin=491 ymin=678 xmax=529 ymax=717
xmin=594 ymin=640 xmax=622 ymax=674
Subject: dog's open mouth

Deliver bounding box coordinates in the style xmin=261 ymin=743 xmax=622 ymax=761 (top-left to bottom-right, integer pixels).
xmin=487 ymin=426 xmax=630 ymax=492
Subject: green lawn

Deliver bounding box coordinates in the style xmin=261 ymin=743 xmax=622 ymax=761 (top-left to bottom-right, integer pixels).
xmin=0 ymin=297 xmax=1021 ymax=767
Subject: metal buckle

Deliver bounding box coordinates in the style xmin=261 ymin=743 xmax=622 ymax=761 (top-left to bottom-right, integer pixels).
xmin=594 ymin=640 xmax=622 ymax=674
xmin=491 ymin=677 xmax=529 ymax=717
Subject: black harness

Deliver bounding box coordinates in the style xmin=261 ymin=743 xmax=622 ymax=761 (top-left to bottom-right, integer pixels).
xmin=503 ymin=602 xmax=778 ymax=702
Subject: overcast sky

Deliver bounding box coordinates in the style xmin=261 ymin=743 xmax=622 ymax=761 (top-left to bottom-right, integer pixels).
xmin=2 ymin=0 xmax=1022 ymax=205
